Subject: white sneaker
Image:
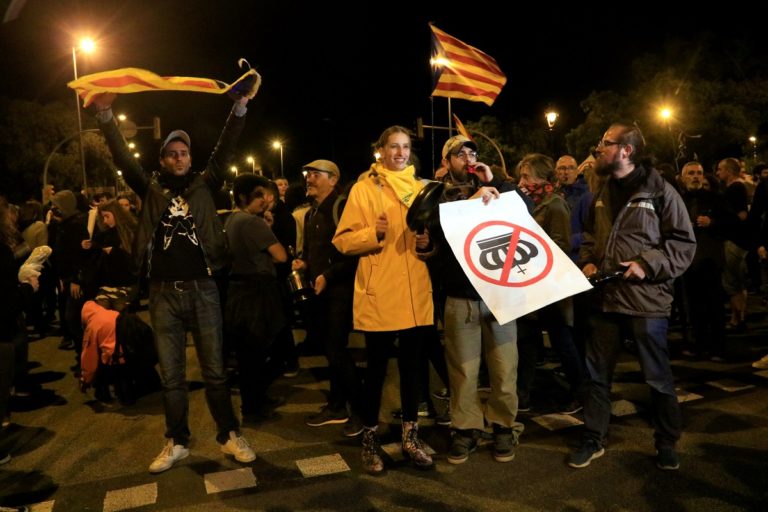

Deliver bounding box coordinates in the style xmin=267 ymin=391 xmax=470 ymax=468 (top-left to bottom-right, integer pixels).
xmin=221 ymin=431 xmax=256 ymax=463
xmin=148 ymin=440 xmax=189 ymax=473
xmin=753 ymin=354 xmax=768 ymax=369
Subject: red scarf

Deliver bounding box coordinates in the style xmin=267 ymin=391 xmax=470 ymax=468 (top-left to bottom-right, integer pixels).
xmin=523 ymin=181 xmax=557 ymax=205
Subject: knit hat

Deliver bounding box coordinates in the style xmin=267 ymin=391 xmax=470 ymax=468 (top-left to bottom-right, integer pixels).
xmin=51 ymin=190 xmax=78 ymax=219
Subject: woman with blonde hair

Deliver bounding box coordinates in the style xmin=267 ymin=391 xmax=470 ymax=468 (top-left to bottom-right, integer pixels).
xmin=333 ymin=126 xmax=434 ymax=474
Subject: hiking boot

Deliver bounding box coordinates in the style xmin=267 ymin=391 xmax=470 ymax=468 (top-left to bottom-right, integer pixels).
xmin=148 ymin=440 xmax=189 ymax=473
xmin=492 ymin=425 xmax=517 ymax=463
xmin=401 ymin=421 xmax=434 ymax=469
xmin=656 ymin=447 xmax=680 ymax=470
xmin=361 ymin=427 xmax=384 ymax=474
xmin=447 ymin=430 xmax=477 ymax=464
xmin=567 ymin=440 xmax=604 ymax=468
xmin=220 ymin=431 xmax=256 ymax=463
xmin=342 ymin=414 xmax=364 ymax=437
xmin=306 ymin=405 xmax=349 ymax=427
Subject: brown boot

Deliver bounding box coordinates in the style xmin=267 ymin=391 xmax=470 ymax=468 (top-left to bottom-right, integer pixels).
xmin=361 ymin=427 xmax=384 ymax=474
xmin=401 ymin=421 xmax=434 ymax=469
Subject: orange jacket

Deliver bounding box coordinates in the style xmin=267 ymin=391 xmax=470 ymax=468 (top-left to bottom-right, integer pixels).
xmin=80 ymin=301 xmax=121 ymax=384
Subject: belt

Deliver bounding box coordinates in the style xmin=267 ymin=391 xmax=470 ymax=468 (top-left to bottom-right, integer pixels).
xmin=153 ymin=279 xmax=209 ymax=292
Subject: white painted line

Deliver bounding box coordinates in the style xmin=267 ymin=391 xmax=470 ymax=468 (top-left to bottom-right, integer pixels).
xmin=676 ymin=390 xmax=704 ymax=403
xmin=532 ymin=413 xmax=583 ymax=431
xmin=274 ymin=402 xmax=327 ymax=414
xmin=611 ymin=399 xmax=640 ymax=416
xmin=204 ymin=468 xmax=258 ymax=494
xmin=295 ymin=453 xmax=350 ymax=478
xmin=103 ymin=483 xmax=157 ymax=512
xmin=29 ymin=501 xmax=55 ymax=512
xmin=381 ymin=442 xmax=405 ymax=462
xmin=706 ymin=379 xmax=756 ymax=392
xmin=380 ymin=441 xmax=436 ymax=461
xmin=299 ymin=356 xmax=329 ymax=369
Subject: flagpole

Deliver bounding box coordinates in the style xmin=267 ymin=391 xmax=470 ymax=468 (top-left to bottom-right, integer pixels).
xmin=447 ymin=98 xmax=453 ymax=136
xmin=430 ymin=96 xmax=436 ymax=174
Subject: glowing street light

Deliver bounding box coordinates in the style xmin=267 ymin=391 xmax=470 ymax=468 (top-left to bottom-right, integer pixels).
xmin=230 ymin=165 xmax=238 ymax=177
xmin=272 ymin=140 xmax=284 ymax=177
xmin=544 ymin=107 xmax=559 ymax=156
xmin=750 ymin=136 xmax=758 ymax=160
xmin=545 ymin=108 xmax=559 ymax=129
xmin=659 ymin=107 xmax=673 ymax=121
xmin=72 ymin=36 xmax=96 ymax=191
xmin=246 ymin=156 xmax=255 ymax=173
xmin=133 ymin=152 xmax=140 ymax=159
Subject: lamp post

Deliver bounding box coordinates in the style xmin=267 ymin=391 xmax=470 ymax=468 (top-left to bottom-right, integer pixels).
xmin=246 ymin=156 xmax=255 ymax=174
xmin=272 ymin=140 xmax=284 ymax=177
xmin=72 ymin=37 xmax=95 ymax=192
xmin=230 ymin=166 xmax=238 ymax=177
xmin=545 ymin=107 xmax=558 ymax=156
xmin=749 ymin=136 xmax=758 ymax=160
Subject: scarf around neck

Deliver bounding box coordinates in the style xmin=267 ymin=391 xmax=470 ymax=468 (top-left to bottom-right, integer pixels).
xmin=373 ymin=163 xmax=420 ymax=207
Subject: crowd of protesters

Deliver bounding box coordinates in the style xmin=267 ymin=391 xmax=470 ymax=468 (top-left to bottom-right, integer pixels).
xmin=3 ymin=105 xmax=768 ymax=502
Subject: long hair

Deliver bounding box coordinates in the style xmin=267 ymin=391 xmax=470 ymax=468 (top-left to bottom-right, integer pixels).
xmin=98 ymin=199 xmax=137 ymax=254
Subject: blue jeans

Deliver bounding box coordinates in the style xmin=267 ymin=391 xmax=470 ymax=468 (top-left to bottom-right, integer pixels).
xmin=149 ymin=279 xmax=239 ymax=446
xmin=582 ymin=313 xmax=681 ymax=450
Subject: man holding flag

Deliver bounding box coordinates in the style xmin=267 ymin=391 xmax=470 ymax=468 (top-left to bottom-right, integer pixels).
xmin=90 ymin=89 xmax=256 ymax=474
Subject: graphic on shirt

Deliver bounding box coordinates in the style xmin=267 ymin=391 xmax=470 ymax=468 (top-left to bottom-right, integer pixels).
xmin=463 ymin=220 xmax=553 ymax=287
xmin=160 ymin=196 xmax=199 ymax=250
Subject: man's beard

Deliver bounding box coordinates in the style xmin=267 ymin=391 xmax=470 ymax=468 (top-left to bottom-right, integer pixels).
xmin=685 ymin=181 xmax=702 ymax=191
xmin=594 ymin=159 xmax=619 ymax=177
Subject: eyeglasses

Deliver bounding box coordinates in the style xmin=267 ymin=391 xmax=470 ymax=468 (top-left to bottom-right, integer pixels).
xmin=597 ymin=139 xmax=623 ymax=148
xmin=556 ymin=165 xmax=577 ymax=172
xmin=452 ymin=150 xmax=478 ymax=160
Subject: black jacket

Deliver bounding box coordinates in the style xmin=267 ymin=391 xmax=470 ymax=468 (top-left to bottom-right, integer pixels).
xmin=302 ymin=190 xmax=356 ymax=298
xmin=98 ymin=108 xmax=245 ymax=277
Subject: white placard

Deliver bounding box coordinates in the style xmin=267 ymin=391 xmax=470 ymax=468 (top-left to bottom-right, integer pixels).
xmin=439 ymin=191 xmax=592 ymax=325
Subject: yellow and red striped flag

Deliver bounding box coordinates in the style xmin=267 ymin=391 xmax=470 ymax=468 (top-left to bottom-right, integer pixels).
xmin=68 ymin=65 xmax=261 ymax=107
xmin=430 ymin=24 xmax=506 ymax=106
xmin=452 ymin=114 xmax=474 ymax=141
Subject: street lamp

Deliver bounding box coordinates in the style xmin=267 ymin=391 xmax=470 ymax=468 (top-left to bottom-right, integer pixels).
xmin=545 ymin=107 xmax=558 ymax=156
xmin=545 ymin=108 xmax=558 ymax=129
xmin=272 ymin=140 xmax=284 ymax=177
xmin=246 ymin=156 xmax=254 ymax=172
xmin=749 ymin=136 xmax=758 ymax=160
xmin=230 ymin=166 xmax=238 ymax=177
xmin=72 ymin=37 xmax=95 ymax=192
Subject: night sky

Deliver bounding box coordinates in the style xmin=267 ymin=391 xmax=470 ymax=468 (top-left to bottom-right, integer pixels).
xmin=0 ymin=1 xmax=763 ymax=182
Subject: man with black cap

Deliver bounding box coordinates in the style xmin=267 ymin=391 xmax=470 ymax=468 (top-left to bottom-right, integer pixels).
xmin=292 ymin=160 xmax=362 ymax=436
xmin=91 ymin=92 xmax=255 ymax=473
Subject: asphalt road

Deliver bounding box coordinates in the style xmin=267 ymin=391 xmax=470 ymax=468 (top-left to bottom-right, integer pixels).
xmin=1 ymin=305 xmax=767 ymax=511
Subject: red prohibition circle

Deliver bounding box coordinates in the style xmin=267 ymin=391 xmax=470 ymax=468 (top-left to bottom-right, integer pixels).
xmin=463 ymin=220 xmax=553 ymax=287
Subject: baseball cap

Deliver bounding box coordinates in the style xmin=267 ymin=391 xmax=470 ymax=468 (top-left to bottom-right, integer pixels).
xmin=160 ymin=130 xmax=191 ymax=155
xmin=442 ymin=135 xmax=478 ymax=159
